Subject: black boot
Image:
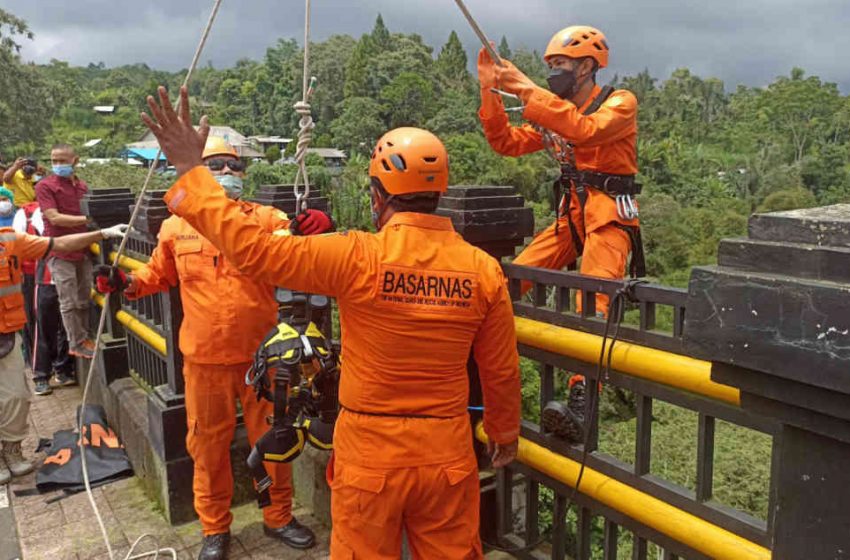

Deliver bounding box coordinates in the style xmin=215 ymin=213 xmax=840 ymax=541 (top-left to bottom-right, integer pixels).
xmin=542 ymin=376 xmax=587 ymax=443
xmin=264 ymin=517 xmax=316 ymax=549
xmin=198 ymin=532 xmax=230 ymax=560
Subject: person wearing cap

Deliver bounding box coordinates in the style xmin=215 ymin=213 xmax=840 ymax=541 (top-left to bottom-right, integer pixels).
xmin=140 ymin=86 xmax=521 ymax=559
xmin=93 ymin=137 xmax=332 ymax=560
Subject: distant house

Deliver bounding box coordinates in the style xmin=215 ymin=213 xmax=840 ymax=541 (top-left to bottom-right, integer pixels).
xmin=306 ymin=148 xmax=347 ymax=169
xmin=126 ymin=126 xmax=265 ymax=162
xmin=93 ymin=106 xmax=116 ymax=115
xmin=249 ymin=136 xmax=292 ymax=154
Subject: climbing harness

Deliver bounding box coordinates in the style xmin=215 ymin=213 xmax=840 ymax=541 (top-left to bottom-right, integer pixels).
xmin=245 ymin=289 xmax=340 ymax=508
xmin=292 ymin=0 xmax=317 ymax=215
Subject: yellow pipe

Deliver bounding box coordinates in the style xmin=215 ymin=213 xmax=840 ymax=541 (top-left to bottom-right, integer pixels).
xmin=514 ymin=316 xmax=739 ymax=406
xmin=475 ymin=424 xmax=770 ymax=560
xmin=109 ymin=252 xmax=144 ymax=272
xmin=91 ymin=291 xmax=167 ymax=355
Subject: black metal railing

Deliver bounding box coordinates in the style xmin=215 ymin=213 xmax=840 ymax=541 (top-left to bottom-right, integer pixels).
xmin=490 ymin=264 xmax=778 ymax=560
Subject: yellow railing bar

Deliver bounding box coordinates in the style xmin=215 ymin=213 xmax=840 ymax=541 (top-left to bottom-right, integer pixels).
xmin=91 ymin=292 xmax=167 ymax=356
xmin=89 ymin=243 xmax=146 ymax=271
xmin=514 ymin=316 xmax=739 ymax=406
xmin=475 ymin=423 xmax=770 ymax=560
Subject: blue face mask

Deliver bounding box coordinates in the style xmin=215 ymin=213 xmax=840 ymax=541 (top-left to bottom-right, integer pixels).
xmin=34 ymin=175 xmax=43 ymax=182
xmin=214 ymin=174 xmax=244 ymax=199
xmin=52 ymin=164 xmax=74 ymax=178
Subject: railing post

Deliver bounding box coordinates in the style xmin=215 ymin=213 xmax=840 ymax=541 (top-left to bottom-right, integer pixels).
xmin=437 ymin=185 xmax=534 ymax=548
xmin=684 ymin=204 xmax=850 ymax=559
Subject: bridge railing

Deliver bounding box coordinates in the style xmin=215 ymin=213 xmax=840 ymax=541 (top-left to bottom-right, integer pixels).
xmin=484 ymin=264 xmax=777 ymax=560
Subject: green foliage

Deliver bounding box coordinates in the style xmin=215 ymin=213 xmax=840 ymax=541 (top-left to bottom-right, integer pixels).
xmin=265 ymin=145 xmax=282 ymax=165
xmin=329 ymin=153 xmax=373 ymax=231
xmin=75 ymin=161 xmax=171 ymax=192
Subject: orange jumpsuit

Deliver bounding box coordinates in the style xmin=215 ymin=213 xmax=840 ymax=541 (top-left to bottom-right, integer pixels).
xmin=127 ymin=202 xmax=294 ymax=536
xmin=0 ymin=229 xmax=50 ymax=334
xmin=480 ymin=84 xmax=639 ymax=315
xmin=164 ymin=167 xmax=522 ymax=559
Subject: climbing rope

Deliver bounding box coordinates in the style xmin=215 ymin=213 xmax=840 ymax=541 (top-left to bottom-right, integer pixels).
xmin=79 ymin=1 xmax=224 ymax=559
xmin=292 ymin=0 xmax=317 ymax=214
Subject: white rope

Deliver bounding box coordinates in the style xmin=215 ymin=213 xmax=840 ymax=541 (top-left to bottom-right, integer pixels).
xmin=293 ymin=0 xmax=316 ymax=214
xmin=78 ymin=1 xmax=224 ymax=559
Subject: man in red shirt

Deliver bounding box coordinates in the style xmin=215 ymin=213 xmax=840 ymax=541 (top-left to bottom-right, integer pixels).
xmin=36 ymin=144 xmax=94 ymax=359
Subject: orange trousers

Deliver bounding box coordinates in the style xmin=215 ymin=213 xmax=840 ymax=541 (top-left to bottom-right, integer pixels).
xmin=514 ymin=219 xmax=631 ymax=317
xmin=183 ymin=361 xmax=293 ymax=535
xmin=328 ymin=455 xmax=483 ymax=559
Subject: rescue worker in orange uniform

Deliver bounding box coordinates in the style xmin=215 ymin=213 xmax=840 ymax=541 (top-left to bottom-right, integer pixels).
xmin=140 ymin=86 xmax=522 ymax=560
xmin=1 ymin=223 xmax=127 ymax=484
xmin=93 ymin=138 xmax=332 ymax=560
xmin=478 ymin=25 xmax=643 ymax=314
xmin=478 ymin=26 xmax=643 ymax=442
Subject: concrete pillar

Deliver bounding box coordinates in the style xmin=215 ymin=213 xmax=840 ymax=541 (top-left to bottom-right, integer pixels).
xmin=683 ymin=204 xmax=850 ymax=559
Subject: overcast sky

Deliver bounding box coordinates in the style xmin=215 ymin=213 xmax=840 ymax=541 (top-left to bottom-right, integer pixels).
xmin=6 ymin=0 xmax=850 ymax=92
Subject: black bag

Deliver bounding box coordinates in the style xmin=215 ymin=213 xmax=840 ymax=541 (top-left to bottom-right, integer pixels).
xmin=35 ymin=405 xmax=133 ymax=492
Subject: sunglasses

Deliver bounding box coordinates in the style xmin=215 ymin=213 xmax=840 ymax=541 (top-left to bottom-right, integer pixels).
xmin=206 ymin=158 xmax=246 ymax=172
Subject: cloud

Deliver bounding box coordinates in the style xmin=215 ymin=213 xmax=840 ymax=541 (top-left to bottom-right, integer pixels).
xmin=6 ymin=0 xmax=850 ymax=91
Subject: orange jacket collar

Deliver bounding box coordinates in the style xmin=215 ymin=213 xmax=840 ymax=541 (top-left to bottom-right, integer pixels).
xmin=384 ymin=212 xmax=454 ymax=232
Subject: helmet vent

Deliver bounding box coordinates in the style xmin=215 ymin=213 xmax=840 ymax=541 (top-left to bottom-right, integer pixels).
xmin=593 ymin=42 xmax=603 ymax=51
xmin=423 ymin=156 xmax=438 ymax=163
xmin=386 ymin=141 xmax=395 ymax=147
xmin=390 ymin=154 xmax=407 ymax=171
xmin=582 ymin=34 xmax=589 ymax=39
xmin=381 ymin=159 xmax=391 ymax=172
xmin=600 ymin=39 xmax=609 ymax=49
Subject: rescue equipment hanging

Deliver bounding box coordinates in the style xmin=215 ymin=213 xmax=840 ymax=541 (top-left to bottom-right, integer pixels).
xmin=245 ymin=288 xmax=340 ymax=508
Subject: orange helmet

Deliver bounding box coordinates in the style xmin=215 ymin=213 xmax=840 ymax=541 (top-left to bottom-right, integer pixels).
xmin=203 ymin=136 xmax=238 ymax=160
xmin=544 ymin=26 xmax=609 ymax=69
xmin=369 ymin=127 xmax=448 ymax=195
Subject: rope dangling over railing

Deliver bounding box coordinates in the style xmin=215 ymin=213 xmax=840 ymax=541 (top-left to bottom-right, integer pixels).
xmin=292 ymin=0 xmax=317 ymax=215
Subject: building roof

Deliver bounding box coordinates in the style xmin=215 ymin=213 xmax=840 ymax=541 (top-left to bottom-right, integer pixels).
xmin=130 ymin=126 xmax=264 ymax=158
xmin=307 ymin=148 xmax=347 ymax=159
xmin=123 ymin=148 xmax=167 ymax=161
xmin=250 ymin=135 xmax=293 ymax=144
xmin=83 ymin=139 xmax=102 ymax=148
xmin=93 ymin=106 xmax=116 ymax=114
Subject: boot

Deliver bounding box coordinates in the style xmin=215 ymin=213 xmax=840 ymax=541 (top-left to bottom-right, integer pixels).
xmin=542 ymin=375 xmax=587 ymax=443
xmin=198 ymin=532 xmax=230 ymax=560
xmin=2 ymin=441 xmax=35 ymax=477
xmin=264 ymin=518 xmax=316 ymax=549
xmin=0 ymin=459 xmax=10 ymax=485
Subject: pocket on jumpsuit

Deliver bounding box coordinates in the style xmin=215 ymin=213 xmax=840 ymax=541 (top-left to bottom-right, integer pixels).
xmin=441 ymin=459 xmax=482 ymax=559
xmin=331 ymin=462 xmax=390 ymax=558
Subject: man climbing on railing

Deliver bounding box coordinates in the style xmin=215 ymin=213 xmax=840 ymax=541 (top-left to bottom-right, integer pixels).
xmin=92 ymin=137 xmax=333 ymax=560
xmin=478 ymin=25 xmax=643 ymax=443
xmin=140 ymin=86 xmax=521 ymax=560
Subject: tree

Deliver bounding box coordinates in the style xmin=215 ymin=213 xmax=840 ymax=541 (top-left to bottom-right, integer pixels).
xmin=435 ymin=31 xmax=471 ymax=92
xmin=265 ymin=145 xmax=282 ymax=165
xmin=331 ymin=97 xmax=385 ymax=155
xmin=498 ymin=36 xmax=512 ymax=60
xmin=370 ymin=14 xmax=391 ymax=51
xmin=379 ymin=72 xmax=436 ymax=129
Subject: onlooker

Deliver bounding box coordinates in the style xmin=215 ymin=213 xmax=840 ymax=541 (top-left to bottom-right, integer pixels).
xmin=2 ymin=157 xmax=39 ymax=205
xmin=13 ymin=204 xmax=75 ymax=395
xmin=36 ymin=144 xmax=94 ymax=360
xmin=0 ymin=187 xmax=14 ymax=227
xmin=11 ymin=199 xmax=36 ymax=379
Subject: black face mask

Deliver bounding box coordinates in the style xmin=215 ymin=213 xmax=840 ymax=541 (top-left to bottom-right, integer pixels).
xmin=547 ymin=67 xmax=579 ymax=100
